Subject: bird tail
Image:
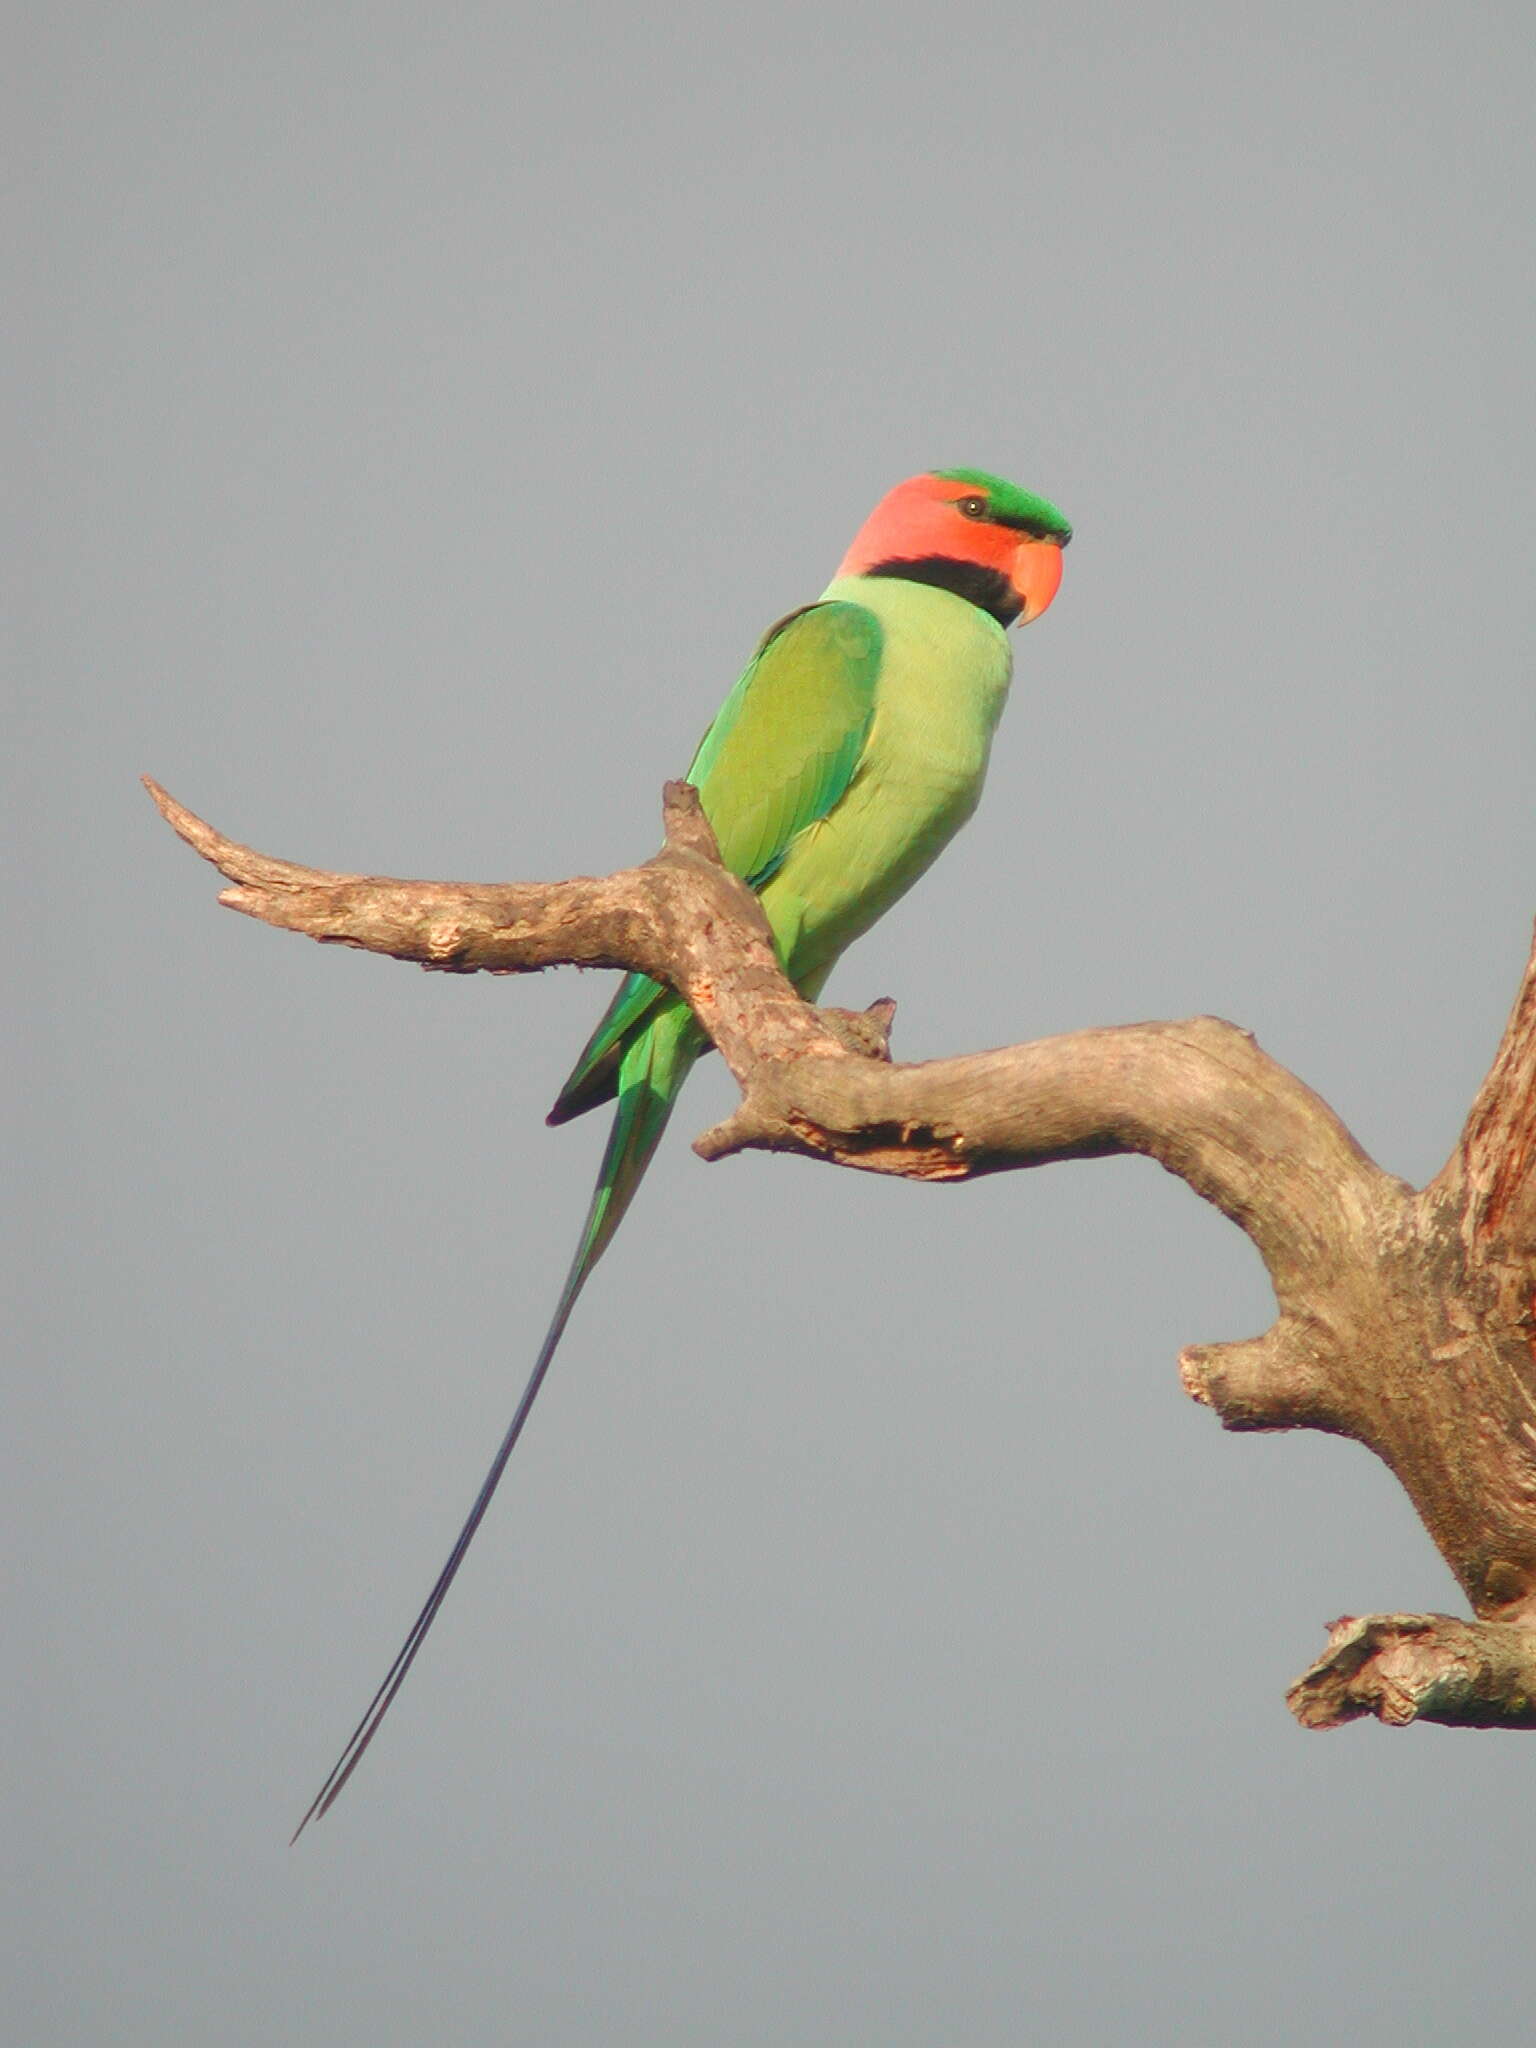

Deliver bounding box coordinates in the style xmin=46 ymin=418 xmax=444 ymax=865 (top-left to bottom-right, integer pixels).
xmin=291 ymin=999 xmax=702 ymax=1839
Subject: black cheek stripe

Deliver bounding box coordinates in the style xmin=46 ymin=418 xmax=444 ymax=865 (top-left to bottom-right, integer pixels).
xmin=862 ymin=555 xmax=1022 ymax=627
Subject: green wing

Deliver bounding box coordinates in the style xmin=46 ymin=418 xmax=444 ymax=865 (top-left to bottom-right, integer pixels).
xmin=548 ymin=600 xmax=883 ymax=1124
xmin=686 ymin=600 xmax=883 ymax=885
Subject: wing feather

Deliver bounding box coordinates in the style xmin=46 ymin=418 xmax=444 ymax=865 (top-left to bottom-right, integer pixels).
xmin=548 ymin=600 xmax=882 ymax=1123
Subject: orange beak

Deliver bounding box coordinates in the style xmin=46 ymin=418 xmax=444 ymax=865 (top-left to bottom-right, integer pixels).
xmin=1014 ymin=535 xmax=1066 ymax=624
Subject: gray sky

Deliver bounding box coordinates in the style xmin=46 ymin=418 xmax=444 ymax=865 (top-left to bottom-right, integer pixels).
xmin=16 ymin=4 xmax=1536 ymax=2042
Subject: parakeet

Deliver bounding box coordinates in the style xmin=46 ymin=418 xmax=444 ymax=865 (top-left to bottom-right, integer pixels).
xmin=294 ymin=466 xmax=1071 ymax=1834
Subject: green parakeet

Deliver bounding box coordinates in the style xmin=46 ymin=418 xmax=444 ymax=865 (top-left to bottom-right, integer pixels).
xmin=295 ymin=466 xmax=1071 ymax=1833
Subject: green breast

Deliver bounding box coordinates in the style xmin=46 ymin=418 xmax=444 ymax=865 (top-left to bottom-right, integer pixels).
xmin=759 ymin=573 xmax=1014 ymax=987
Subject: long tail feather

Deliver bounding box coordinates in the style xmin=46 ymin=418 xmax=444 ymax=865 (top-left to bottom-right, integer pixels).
xmin=291 ymin=1007 xmax=700 ymax=1841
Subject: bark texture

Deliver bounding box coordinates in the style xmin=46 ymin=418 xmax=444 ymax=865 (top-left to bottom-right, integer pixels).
xmin=147 ymin=776 xmax=1536 ymax=1726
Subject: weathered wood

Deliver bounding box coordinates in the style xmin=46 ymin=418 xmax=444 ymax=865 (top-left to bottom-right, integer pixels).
xmin=146 ymin=775 xmax=1536 ymax=1725
xmin=1288 ymin=1613 xmax=1536 ymax=1729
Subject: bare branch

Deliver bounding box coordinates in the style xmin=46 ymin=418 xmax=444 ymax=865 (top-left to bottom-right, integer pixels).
xmin=1442 ymin=917 xmax=1536 ymax=1254
xmin=148 ymin=778 xmax=1536 ymax=1706
xmin=144 ymin=776 xmax=849 ymax=1087
xmin=1288 ymin=1614 xmax=1536 ymax=1730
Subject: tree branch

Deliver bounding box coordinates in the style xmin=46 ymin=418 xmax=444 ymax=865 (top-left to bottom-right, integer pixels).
xmin=1288 ymin=1614 xmax=1536 ymax=1730
xmin=145 ymin=776 xmax=850 ymax=1086
xmin=1442 ymin=916 xmax=1536 ymax=1255
xmin=147 ymin=776 xmax=1536 ymax=1722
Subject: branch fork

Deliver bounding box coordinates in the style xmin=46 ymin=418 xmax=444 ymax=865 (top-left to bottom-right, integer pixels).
xmin=147 ymin=775 xmax=1536 ymax=1726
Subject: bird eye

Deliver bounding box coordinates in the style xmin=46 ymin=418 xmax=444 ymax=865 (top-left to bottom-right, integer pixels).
xmin=955 ymin=494 xmax=988 ymax=519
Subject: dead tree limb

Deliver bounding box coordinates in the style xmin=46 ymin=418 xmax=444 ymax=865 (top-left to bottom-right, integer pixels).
xmin=146 ymin=775 xmax=1536 ymax=1729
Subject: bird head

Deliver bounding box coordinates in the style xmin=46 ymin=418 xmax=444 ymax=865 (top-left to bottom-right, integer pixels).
xmin=838 ymin=468 xmax=1071 ymax=627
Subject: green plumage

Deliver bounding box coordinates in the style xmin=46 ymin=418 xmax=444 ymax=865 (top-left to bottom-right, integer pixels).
xmin=547 ymin=600 xmax=884 ymax=1127
xmin=293 ymin=522 xmax=1037 ymax=1836
xmin=932 ymin=468 xmax=1073 ymax=541
xmin=550 ymin=573 xmax=1013 ymax=1287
